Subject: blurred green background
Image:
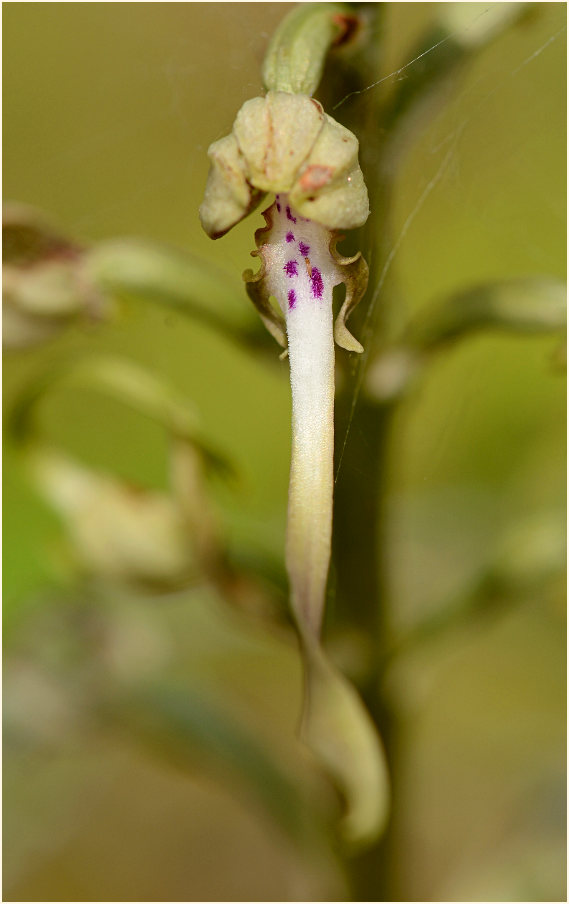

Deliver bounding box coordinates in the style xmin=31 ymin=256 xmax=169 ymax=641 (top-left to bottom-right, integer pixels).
xmin=3 ymin=3 xmax=566 ymax=901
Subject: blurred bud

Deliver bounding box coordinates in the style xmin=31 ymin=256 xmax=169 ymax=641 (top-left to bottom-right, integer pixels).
xmin=366 ymin=347 xmax=421 ymax=403
xmin=29 ymin=448 xmax=197 ymax=590
xmin=439 ymin=3 xmax=529 ymax=50
xmin=3 ymin=203 xmax=108 ymax=348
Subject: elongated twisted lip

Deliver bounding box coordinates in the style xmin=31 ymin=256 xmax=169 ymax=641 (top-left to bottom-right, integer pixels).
xmin=241 ymin=194 xmax=388 ymax=843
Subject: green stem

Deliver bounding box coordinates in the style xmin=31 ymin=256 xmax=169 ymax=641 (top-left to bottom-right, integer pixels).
xmin=333 ymin=397 xmax=400 ymax=901
xmin=329 ymin=52 xmax=400 ymax=875
xmin=328 ymin=6 xmax=404 ymax=894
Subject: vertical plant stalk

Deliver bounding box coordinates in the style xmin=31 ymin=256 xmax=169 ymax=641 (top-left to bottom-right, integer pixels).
xmin=328 ymin=2 xmax=533 ymax=896
xmin=324 ymin=5 xmax=403 ymax=895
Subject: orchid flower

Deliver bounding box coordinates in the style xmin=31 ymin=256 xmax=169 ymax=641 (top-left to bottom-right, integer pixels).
xmin=199 ymin=7 xmax=389 ymax=845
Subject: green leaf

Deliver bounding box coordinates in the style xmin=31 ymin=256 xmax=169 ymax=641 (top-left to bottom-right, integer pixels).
xmin=86 ymin=238 xmax=261 ymax=345
xmin=8 ymin=354 xmax=234 ymax=479
xmin=368 ymin=278 xmax=566 ymax=402
xmin=406 ymin=277 xmax=566 ymax=351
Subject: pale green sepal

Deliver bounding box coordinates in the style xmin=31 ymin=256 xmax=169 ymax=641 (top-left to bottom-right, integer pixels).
xmin=291 ymin=114 xmax=358 ymax=207
xmin=234 ymin=93 xmax=326 ymax=193
xmin=199 ymin=133 xmax=264 ymax=239
xmin=293 ymin=163 xmax=369 ymax=231
xmin=233 ymin=97 xmax=273 ymax=187
xmin=262 ymin=2 xmax=359 ymax=96
xmin=290 ymin=115 xmax=369 ymax=229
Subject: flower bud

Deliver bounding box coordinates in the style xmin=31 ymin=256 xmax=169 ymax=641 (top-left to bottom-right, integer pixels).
xmin=262 ymin=2 xmax=360 ymax=97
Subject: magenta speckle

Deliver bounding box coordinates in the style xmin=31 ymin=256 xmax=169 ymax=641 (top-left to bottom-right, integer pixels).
xmin=298 ymin=241 xmax=310 ymax=256
xmin=283 ymin=260 xmax=298 ymax=277
xmin=310 ymin=267 xmax=324 ymax=299
xmin=286 ymin=231 xmax=295 ymax=243
xmin=288 ymin=289 xmax=297 ymax=309
xmin=286 ymin=205 xmax=297 ymax=223
xmin=276 ymin=200 xmax=281 ymax=212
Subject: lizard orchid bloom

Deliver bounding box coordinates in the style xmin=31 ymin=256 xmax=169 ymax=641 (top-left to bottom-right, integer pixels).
xmin=200 ymin=87 xmax=388 ymax=843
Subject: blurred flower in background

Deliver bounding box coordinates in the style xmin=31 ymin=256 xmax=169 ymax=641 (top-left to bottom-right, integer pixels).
xmin=3 ymin=203 xmax=109 ymax=348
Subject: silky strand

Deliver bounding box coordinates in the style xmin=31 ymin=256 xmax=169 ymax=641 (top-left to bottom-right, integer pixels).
xmin=200 ymin=5 xmax=389 ymax=845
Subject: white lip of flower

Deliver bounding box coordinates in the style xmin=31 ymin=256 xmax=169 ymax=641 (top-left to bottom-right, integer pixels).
xmin=244 ymin=194 xmax=368 ymax=638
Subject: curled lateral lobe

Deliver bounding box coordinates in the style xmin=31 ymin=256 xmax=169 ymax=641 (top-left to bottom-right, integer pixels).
xmin=200 ymin=92 xmax=369 ymax=240
xmin=243 ymin=196 xmax=368 ymax=355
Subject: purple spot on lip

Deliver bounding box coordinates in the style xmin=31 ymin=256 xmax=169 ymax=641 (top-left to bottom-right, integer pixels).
xmin=285 ymin=231 xmax=295 ymax=243
xmin=276 ymin=198 xmax=281 ymax=212
xmin=286 ymin=205 xmax=297 ymax=223
xmin=298 ymin=241 xmax=310 ymax=256
xmin=288 ymin=289 xmax=297 ymax=309
xmin=310 ymin=267 xmax=324 ymax=299
xmin=283 ymin=260 xmax=298 ymax=277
